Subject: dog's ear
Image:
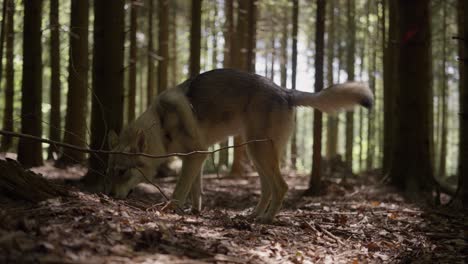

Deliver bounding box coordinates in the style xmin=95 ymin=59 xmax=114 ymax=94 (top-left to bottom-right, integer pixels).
xmin=136 ymin=129 xmax=146 ymax=153
xmin=108 ymin=130 xmax=119 ymax=149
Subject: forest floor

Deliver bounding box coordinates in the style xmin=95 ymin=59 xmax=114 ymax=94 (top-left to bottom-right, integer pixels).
xmin=0 ymin=160 xmax=467 ymax=264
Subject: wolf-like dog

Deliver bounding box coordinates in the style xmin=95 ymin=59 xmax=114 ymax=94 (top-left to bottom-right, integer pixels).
xmin=106 ymin=69 xmax=373 ymax=223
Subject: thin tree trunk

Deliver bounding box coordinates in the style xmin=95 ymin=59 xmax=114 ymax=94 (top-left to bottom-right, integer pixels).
xmin=390 ymin=0 xmax=433 ymax=194
xmin=158 ymin=0 xmax=169 ymax=93
xmin=219 ymin=0 xmax=234 ymax=168
xmin=457 ymin=0 xmax=467 ymax=207
xmin=147 ymin=0 xmax=155 ymax=105
xmin=246 ymin=0 xmax=257 ymax=72
xmin=290 ymin=0 xmax=299 ymax=170
xmin=383 ymin=0 xmax=398 ymax=174
xmin=280 ymin=11 xmax=288 ymax=88
xmin=127 ymin=0 xmax=138 ymax=123
xmin=17 ymin=0 xmax=43 ymax=167
xmin=47 ymin=0 xmax=61 ymax=160
xmin=170 ymin=2 xmax=178 ymax=86
xmin=189 ymin=0 xmax=202 ymax=77
xmin=326 ymin=0 xmax=339 ymax=160
xmin=367 ymin=0 xmax=377 ymax=170
xmin=269 ymin=30 xmax=275 ymax=81
xmin=0 ymin=0 xmax=14 ymax=151
xmin=211 ymin=2 xmax=218 ymax=69
xmin=57 ymin=0 xmax=89 ymax=167
xmin=83 ymin=0 xmax=125 ymax=189
xmin=308 ymin=0 xmax=326 ymax=193
xmin=345 ymin=0 xmax=356 ymax=174
xmin=230 ymin=0 xmax=255 ymax=176
xmin=438 ymin=2 xmax=448 ymax=179
xmin=358 ymin=1 xmax=369 ymax=172
xmin=0 ymin=0 xmax=8 ymax=87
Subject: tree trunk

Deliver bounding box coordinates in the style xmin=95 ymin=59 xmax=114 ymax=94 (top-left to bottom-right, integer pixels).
xmin=170 ymin=2 xmax=178 ymax=86
xmin=127 ymin=0 xmax=138 ymax=123
xmin=230 ymin=0 xmax=256 ymax=176
xmin=290 ymin=0 xmax=299 ymax=170
xmin=438 ymin=2 xmax=448 ymax=179
xmin=147 ymin=0 xmax=155 ymax=105
xmin=326 ymin=0 xmax=338 ymax=161
xmin=158 ymin=0 xmax=169 ymax=93
xmin=47 ymin=0 xmax=61 ymax=160
xmin=383 ymin=0 xmax=399 ymax=174
xmin=211 ymin=2 xmax=218 ymax=69
xmin=17 ymin=0 xmax=43 ymax=167
xmin=457 ymin=0 xmax=468 ymax=208
xmin=367 ymin=1 xmax=377 ymax=171
xmin=189 ymin=0 xmax=202 ymax=77
xmin=219 ymin=0 xmax=234 ymax=168
xmin=83 ymin=0 xmax=125 ymax=190
xmin=308 ymin=0 xmax=326 ymax=193
xmin=390 ymin=0 xmax=433 ymax=195
xmin=246 ymin=0 xmax=257 ymax=73
xmin=0 ymin=0 xmax=13 ymax=151
xmin=57 ymin=0 xmax=89 ymax=167
xmin=280 ymin=11 xmax=288 ymax=88
xmin=344 ymin=0 xmax=356 ymax=173
xmin=0 ymin=0 xmax=8 ymax=88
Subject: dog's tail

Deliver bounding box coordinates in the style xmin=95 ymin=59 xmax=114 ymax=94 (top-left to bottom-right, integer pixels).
xmin=290 ymin=81 xmax=374 ymax=114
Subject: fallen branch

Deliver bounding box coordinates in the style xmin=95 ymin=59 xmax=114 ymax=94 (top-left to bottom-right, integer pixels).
xmin=0 ymin=129 xmax=271 ymax=159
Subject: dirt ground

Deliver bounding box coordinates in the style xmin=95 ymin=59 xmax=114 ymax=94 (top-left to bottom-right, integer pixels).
xmin=0 ymin=161 xmax=466 ymax=263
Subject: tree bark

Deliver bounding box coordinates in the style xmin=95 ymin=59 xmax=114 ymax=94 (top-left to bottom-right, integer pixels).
xmin=211 ymin=2 xmax=218 ymax=69
xmin=230 ymin=0 xmax=257 ymax=176
xmin=83 ymin=0 xmax=125 ymax=189
xmin=345 ymin=0 xmax=356 ymax=173
xmin=290 ymin=0 xmax=299 ymax=170
xmin=127 ymin=0 xmax=138 ymax=123
xmin=383 ymin=0 xmax=399 ymax=174
xmin=170 ymin=2 xmax=178 ymax=86
xmin=325 ymin=0 xmax=338 ymax=160
xmin=57 ymin=0 xmax=89 ymax=166
xmin=438 ymin=1 xmax=448 ymax=179
xmin=219 ymin=0 xmax=234 ymax=168
xmin=390 ymin=0 xmax=433 ymax=195
xmin=280 ymin=10 xmax=288 ymax=88
xmin=367 ymin=1 xmax=377 ymax=171
xmin=457 ymin=0 xmax=468 ymax=208
xmin=0 ymin=0 xmax=8 ymax=88
xmin=147 ymin=0 xmax=155 ymax=105
xmin=157 ymin=0 xmax=169 ymax=93
xmin=47 ymin=0 xmax=61 ymax=160
xmin=308 ymin=0 xmax=326 ymax=193
xmin=0 ymin=0 xmax=13 ymax=151
xmin=17 ymin=0 xmax=43 ymax=167
xmin=189 ymin=0 xmax=202 ymax=77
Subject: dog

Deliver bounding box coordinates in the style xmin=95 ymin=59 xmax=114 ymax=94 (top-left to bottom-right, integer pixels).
xmin=106 ymin=68 xmax=373 ymax=223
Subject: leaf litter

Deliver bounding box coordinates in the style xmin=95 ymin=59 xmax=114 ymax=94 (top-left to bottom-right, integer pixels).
xmin=0 ymin=160 xmax=466 ymax=263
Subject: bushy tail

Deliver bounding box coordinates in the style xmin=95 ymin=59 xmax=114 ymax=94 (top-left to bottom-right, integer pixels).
xmin=291 ymin=82 xmax=374 ymax=114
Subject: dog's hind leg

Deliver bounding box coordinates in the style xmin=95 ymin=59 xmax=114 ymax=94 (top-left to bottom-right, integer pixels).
xmin=247 ymin=151 xmax=272 ymax=218
xmin=247 ymin=141 xmax=288 ymax=223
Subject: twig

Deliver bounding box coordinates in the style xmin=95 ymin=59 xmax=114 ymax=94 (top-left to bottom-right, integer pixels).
xmin=305 ymin=221 xmax=345 ymax=245
xmin=0 ymin=129 xmax=271 ymax=159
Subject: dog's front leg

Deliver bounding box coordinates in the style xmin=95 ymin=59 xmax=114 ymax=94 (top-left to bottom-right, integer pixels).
xmin=190 ymin=171 xmax=203 ymax=213
xmin=172 ymin=154 xmax=207 ymax=210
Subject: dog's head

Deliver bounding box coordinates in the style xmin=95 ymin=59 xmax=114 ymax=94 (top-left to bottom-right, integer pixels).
xmin=106 ymin=127 xmax=154 ymax=198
